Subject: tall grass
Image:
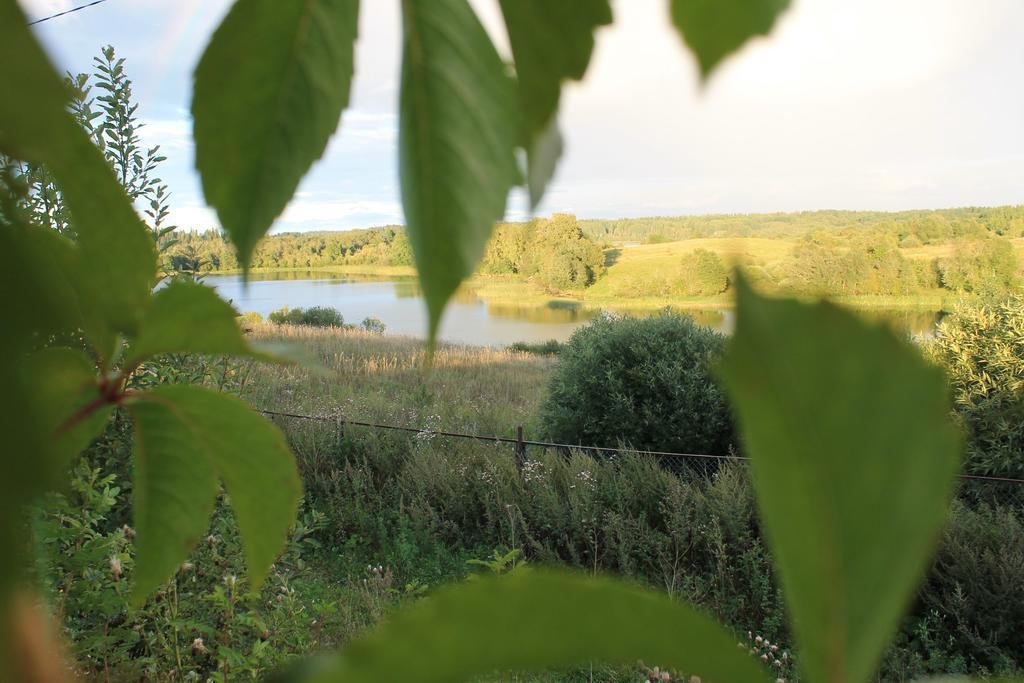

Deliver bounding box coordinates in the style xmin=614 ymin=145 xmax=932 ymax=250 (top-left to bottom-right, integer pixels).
xmin=240 ymin=323 xmax=555 ymax=437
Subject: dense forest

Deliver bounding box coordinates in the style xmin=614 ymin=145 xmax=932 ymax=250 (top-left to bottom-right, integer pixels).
xmin=168 ymin=206 xmax=1024 ymax=301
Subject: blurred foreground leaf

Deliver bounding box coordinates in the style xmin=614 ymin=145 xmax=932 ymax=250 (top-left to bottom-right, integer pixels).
xmin=126 ymin=280 xmax=274 ymax=366
xmin=24 ymin=348 xmax=112 ymax=471
xmin=194 ymin=0 xmax=360 ymax=270
xmin=129 ymin=386 xmax=301 ymax=600
xmin=719 ymin=278 xmax=962 ymax=683
xmin=670 ymin=0 xmax=790 ymax=79
xmin=0 ymin=0 xmax=156 ymax=354
xmin=497 ymin=0 xmax=611 ymax=207
xmin=307 ymin=570 xmax=769 ymax=683
xmin=399 ymin=0 xmax=521 ymax=343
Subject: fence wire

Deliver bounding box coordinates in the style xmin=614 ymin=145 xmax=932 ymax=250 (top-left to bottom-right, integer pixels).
xmin=258 ymin=408 xmax=1024 ymax=500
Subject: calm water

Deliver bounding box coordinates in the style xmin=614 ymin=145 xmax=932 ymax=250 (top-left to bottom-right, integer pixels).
xmin=205 ymin=272 xmax=944 ymax=347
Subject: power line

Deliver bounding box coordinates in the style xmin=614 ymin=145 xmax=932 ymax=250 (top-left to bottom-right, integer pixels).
xmin=28 ymin=0 xmax=109 ymax=26
xmin=257 ymin=408 xmax=1024 ymax=484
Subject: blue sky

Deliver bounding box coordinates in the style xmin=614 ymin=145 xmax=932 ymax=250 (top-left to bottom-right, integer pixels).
xmin=21 ymin=0 xmax=1024 ymax=233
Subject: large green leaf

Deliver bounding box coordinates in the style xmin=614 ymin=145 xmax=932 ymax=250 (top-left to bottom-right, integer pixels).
xmin=125 ymin=280 xmax=267 ymax=367
xmin=0 ymin=217 xmax=89 ymax=638
xmin=24 ymin=348 xmax=111 ymax=472
xmin=0 ymin=0 xmax=156 ymax=354
xmin=307 ymin=570 xmax=769 ymax=683
xmin=193 ymin=0 xmax=360 ymax=270
xmin=399 ymin=0 xmax=521 ymax=342
xmin=129 ymin=395 xmax=219 ymax=601
xmin=129 ymin=386 xmax=301 ymax=596
xmin=497 ymin=0 xmax=611 ymax=207
xmin=670 ymin=0 xmax=791 ymax=79
xmin=718 ymin=279 xmax=962 ymax=683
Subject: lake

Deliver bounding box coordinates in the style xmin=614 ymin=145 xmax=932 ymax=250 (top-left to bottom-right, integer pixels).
xmin=205 ymin=271 xmax=944 ymax=347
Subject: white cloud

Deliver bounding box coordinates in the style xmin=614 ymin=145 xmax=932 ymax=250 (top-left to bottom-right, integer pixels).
xmin=29 ymin=0 xmax=1024 ymax=231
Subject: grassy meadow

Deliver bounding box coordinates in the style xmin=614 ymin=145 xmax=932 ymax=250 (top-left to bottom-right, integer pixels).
xmin=240 ymin=323 xmax=555 ymax=436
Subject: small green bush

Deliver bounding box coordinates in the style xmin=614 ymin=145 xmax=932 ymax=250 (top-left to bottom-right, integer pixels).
xmin=361 ymin=317 xmax=387 ymax=334
xmin=269 ymin=306 xmax=345 ymax=327
xmin=509 ymin=340 xmax=563 ymax=356
xmin=538 ymin=311 xmax=735 ymax=456
xmin=237 ymin=310 xmax=264 ymax=331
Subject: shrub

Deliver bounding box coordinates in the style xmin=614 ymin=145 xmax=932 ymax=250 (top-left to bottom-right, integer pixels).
xmin=361 ymin=317 xmax=387 ymax=334
xmin=509 ymin=340 xmax=563 ymax=356
xmin=237 ymin=311 xmax=264 ymax=331
xmin=676 ymin=248 xmax=728 ymax=296
xmin=538 ymin=311 xmax=735 ymax=456
xmin=269 ymin=306 xmax=345 ymax=327
xmin=926 ymin=296 xmax=1024 ymax=477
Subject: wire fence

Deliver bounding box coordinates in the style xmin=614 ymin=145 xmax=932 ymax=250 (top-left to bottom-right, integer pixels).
xmin=258 ymin=408 xmax=1024 ymax=502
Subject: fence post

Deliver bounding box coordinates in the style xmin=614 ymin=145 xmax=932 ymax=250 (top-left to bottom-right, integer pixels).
xmin=515 ymin=425 xmax=526 ymax=469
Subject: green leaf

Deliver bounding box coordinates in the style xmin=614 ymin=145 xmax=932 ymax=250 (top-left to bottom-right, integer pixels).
xmin=0 ymin=0 xmax=156 ymax=353
xmin=670 ymin=0 xmax=791 ymax=79
xmin=128 ymin=386 xmax=301 ymax=597
xmin=399 ymin=0 xmax=521 ymax=343
xmin=524 ymin=108 xmax=564 ymax=210
xmin=718 ymin=278 xmax=962 ymax=683
xmin=24 ymin=348 xmax=111 ymax=472
xmin=125 ymin=280 xmax=269 ymax=367
xmin=0 ymin=223 xmax=83 ymax=338
xmin=193 ymin=0 xmax=360 ymax=270
xmin=307 ymin=570 xmax=769 ymax=683
xmin=129 ymin=395 xmax=219 ymax=601
xmin=497 ymin=0 xmax=611 ymax=207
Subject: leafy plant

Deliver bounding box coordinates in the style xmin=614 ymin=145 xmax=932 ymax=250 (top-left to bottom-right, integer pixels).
xmin=927 ymin=296 xmax=1024 ymax=478
xmin=540 ymin=311 xmax=735 ymax=457
xmin=270 ymin=306 xmax=346 ymax=328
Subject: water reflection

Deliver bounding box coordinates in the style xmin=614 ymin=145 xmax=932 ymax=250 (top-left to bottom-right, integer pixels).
xmin=487 ymin=301 xmax=599 ymax=324
xmin=203 ymin=272 xmax=944 ymax=347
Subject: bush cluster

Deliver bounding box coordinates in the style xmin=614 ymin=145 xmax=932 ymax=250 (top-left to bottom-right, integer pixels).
xmin=509 ymin=339 xmax=563 ymax=356
xmin=539 ymin=311 xmax=735 ymax=457
xmin=269 ymin=306 xmax=345 ymax=327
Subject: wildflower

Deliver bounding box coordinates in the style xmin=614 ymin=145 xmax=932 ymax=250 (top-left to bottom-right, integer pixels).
xmin=191 ymin=637 xmax=206 ymax=654
xmin=121 ymin=524 xmax=135 ymax=540
xmin=755 ymin=636 xmax=763 ymax=644
xmin=109 ymin=556 xmax=122 ymax=580
xmin=180 ymin=561 xmax=194 ymax=572
xmin=774 ymin=660 xmax=782 ymax=668
xmin=770 ymin=644 xmax=779 ymax=653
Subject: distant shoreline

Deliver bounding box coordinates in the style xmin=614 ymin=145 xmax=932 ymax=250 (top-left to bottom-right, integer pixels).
xmin=203 ymin=265 xmax=957 ymax=313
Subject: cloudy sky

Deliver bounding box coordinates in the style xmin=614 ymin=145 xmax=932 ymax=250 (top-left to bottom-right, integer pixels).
xmin=20 ymin=0 xmax=1024 ymax=232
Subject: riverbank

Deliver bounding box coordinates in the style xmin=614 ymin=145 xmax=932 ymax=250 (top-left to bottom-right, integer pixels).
xmin=208 ymin=264 xmax=958 ymax=314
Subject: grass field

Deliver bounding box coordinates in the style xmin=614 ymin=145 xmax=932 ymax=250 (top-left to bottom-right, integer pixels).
xmin=240 ymin=323 xmax=554 ymax=436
